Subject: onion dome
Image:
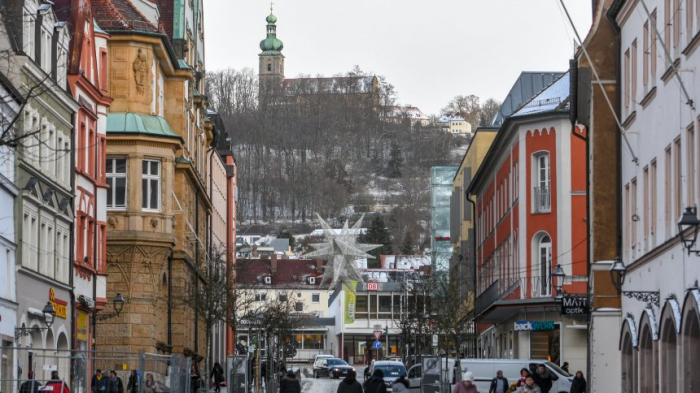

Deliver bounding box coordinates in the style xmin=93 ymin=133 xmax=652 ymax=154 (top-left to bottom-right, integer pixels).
xmin=260 ymin=12 xmax=283 ymax=55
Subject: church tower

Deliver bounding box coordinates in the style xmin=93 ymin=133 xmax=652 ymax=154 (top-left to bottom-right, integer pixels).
xmin=259 ymin=10 xmax=285 ymax=92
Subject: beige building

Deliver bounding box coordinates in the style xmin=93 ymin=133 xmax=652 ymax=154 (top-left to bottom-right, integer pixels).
xmin=439 ymin=115 xmax=472 ymax=135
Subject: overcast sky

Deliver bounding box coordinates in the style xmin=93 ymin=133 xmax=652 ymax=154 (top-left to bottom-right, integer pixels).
xmin=204 ymin=1 xmax=593 ymax=116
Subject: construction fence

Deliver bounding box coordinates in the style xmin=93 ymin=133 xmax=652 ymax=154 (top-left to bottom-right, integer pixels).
xmin=1 ymin=348 xmax=191 ymax=393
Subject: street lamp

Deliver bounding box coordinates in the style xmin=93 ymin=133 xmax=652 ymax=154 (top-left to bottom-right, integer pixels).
xmin=15 ymin=302 xmax=57 ymax=341
xmin=609 ymin=257 xmax=627 ymax=294
xmin=678 ymin=206 xmax=700 ymax=254
xmin=96 ymin=293 xmax=126 ymax=321
xmin=552 ymin=264 xmax=566 ymax=299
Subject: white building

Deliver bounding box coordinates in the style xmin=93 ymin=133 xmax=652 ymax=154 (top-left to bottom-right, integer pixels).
xmin=438 ymin=115 xmax=472 ymax=136
xmin=612 ymin=0 xmax=700 ymax=391
xmin=0 ymin=73 xmax=21 ymax=393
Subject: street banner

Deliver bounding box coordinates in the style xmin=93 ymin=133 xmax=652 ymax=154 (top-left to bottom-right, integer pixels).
xmin=344 ymin=280 xmax=356 ymax=324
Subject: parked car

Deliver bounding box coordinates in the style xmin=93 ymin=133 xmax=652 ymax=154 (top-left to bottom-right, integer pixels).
xmin=369 ymin=361 xmax=408 ymax=391
xmin=311 ymin=353 xmax=334 ymax=364
xmin=407 ymin=358 xmax=573 ymax=393
xmin=313 ymin=358 xmax=354 ymax=379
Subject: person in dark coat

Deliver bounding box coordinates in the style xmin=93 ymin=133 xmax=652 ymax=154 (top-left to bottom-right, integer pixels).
xmin=91 ymin=369 xmax=107 ymax=392
xmin=126 ymin=370 xmax=139 ymax=393
xmin=190 ymin=365 xmax=202 ymax=392
xmin=106 ymin=370 xmax=124 ymax=393
xmin=336 ymin=369 xmax=363 ymax=393
xmin=279 ymin=369 xmax=301 ymax=393
xmin=211 ymin=362 xmax=225 ymax=393
xmin=570 ymin=371 xmax=586 ymax=393
xmin=19 ymin=370 xmax=41 ymax=393
xmin=363 ymin=369 xmax=387 ymax=393
xmin=561 ymin=362 xmax=570 ymax=375
xmin=489 ymin=370 xmax=509 ymax=393
xmin=532 ymin=365 xmax=552 ymax=393
xmin=516 ymin=368 xmax=530 ymax=387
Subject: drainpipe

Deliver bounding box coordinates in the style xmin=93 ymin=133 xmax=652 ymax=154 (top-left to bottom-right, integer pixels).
xmin=168 ymin=252 xmax=173 ymax=347
xmin=69 ymin=110 xmax=76 ymax=378
xmin=195 ymin=190 xmax=199 ymax=355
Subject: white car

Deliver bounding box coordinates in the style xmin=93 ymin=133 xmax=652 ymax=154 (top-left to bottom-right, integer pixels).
xmin=311 ymin=354 xmax=334 ymax=365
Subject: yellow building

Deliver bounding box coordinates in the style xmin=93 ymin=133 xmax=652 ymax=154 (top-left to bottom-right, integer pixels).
xmin=449 ymin=127 xmax=497 ymax=354
xmin=94 ymin=0 xmax=212 ymax=361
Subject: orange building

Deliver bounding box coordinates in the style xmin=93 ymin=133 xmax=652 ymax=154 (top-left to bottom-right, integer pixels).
xmin=468 ymin=73 xmax=589 ymax=372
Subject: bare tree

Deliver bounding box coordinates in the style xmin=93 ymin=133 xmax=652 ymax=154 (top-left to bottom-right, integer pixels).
xmin=480 ymin=98 xmax=502 ymax=127
xmin=441 ymin=95 xmax=481 ymax=131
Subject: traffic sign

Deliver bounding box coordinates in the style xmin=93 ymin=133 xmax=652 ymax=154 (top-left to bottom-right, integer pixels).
xmin=373 ymin=341 xmax=382 ymax=349
xmin=373 ymin=331 xmax=382 ymax=340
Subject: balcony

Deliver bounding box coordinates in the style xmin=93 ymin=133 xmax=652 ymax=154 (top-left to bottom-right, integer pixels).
xmin=534 ymin=186 xmax=551 ymax=213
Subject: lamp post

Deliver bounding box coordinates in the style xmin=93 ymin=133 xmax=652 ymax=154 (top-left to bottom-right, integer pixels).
xmin=95 ymin=293 xmax=126 ymax=321
xmin=552 ymin=264 xmax=566 ymax=299
xmin=678 ymin=206 xmax=700 ymax=254
xmin=15 ymin=302 xmax=57 ymax=341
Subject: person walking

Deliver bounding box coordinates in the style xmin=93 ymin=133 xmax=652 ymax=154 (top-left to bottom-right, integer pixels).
xmin=363 ymin=369 xmax=387 ymax=393
xmin=451 ymin=371 xmax=478 ymax=393
xmin=532 ymin=365 xmax=552 ymax=393
xmin=143 ymin=373 xmax=157 ymax=393
xmin=45 ymin=371 xmax=71 ymax=393
xmin=516 ymin=369 xmax=530 ymax=388
xmin=561 ymin=363 xmax=570 ymax=375
xmin=190 ymin=365 xmax=202 ymax=393
xmin=392 ymin=374 xmax=410 ymax=393
xmin=279 ymin=369 xmax=301 ymax=393
xmin=489 ymin=370 xmax=509 ymax=393
xmin=126 ymin=370 xmax=139 ymax=393
xmin=507 ymin=382 xmax=518 ymax=393
xmin=19 ymin=370 xmax=41 ymax=393
xmin=91 ymin=369 xmax=107 ymax=392
xmin=211 ymin=362 xmax=225 ymax=393
xmin=570 ymin=371 xmax=586 ymax=393
xmin=336 ymin=369 xmax=363 ymax=393
xmin=515 ymin=376 xmax=542 ymax=393
xmin=106 ymin=370 xmax=124 ymax=393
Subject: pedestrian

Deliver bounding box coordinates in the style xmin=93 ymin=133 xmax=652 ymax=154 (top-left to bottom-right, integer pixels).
xmin=336 ymin=369 xmax=363 ymax=393
xmin=190 ymin=365 xmax=202 ymax=393
xmin=561 ymin=362 xmax=570 ymax=375
xmin=489 ymin=370 xmax=509 ymax=393
xmin=106 ymin=370 xmax=124 ymax=393
xmin=126 ymin=370 xmax=139 ymax=393
xmin=279 ymin=369 xmax=301 ymax=393
xmin=261 ymin=361 xmax=267 ymax=387
xmin=532 ymin=365 xmax=552 ymax=393
xmin=451 ymin=371 xmax=478 ymax=393
xmin=392 ymin=374 xmax=410 ymax=393
xmin=45 ymin=370 xmax=71 ymax=393
xmin=516 ymin=368 xmax=530 ymax=387
xmin=570 ymin=371 xmax=586 ymax=393
xmin=363 ymin=369 xmax=387 ymax=393
xmin=211 ymin=361 xmax=225 ymax=393
xmin=507 ymin=382 xmax=518 ymax=393
xmin=363 ymin=366 xmax=371 ymax=382
xmin=92 ymin=369 xmax=107 ymax=392
xmin=516 ymin=376 xmax=541 ymax=393
xmin=19 ymin=370 xmax=41 ymax=393
xmin=143 ymin=373 xmax=157 ymax=393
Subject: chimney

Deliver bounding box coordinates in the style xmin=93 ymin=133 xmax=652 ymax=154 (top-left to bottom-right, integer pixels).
xmin=271 ymin=254 xmax=278 ymax=273
xmin=316 ymin=259 xmax=324 ymax=273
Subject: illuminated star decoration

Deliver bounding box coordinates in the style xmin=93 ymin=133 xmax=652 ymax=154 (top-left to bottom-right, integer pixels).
xmin=303 ymin=214 xmax=380 ymax=288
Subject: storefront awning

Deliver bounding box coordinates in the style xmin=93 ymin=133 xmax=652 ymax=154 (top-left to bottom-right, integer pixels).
xmin=476 ymin=298 xmax=558 ymax=324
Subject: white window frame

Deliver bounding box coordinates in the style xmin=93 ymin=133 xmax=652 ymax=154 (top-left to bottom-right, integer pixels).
xmin=142 ymin=159 xmax=161 ymax=211
xmin=312 ymin=293 xmax=320 ymax=303
xmin=106 ymin=157 xmax=127 ymax=209
xmin=532 ymin=152 xmax=551 ymax=213
xmin=533 ymin=234 xmax=552 ymax=298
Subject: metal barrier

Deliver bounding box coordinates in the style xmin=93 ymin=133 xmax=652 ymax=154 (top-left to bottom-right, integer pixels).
xmin=2 ymin=347 xmax=191 ymax=393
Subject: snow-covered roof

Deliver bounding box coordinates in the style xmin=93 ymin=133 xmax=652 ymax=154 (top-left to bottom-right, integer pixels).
xmin=438 ymin=115 xmax=466 ymax=123
xmin=512 ymin=72 xmax=569 ymax=117
xmin=380 ymin=255 xmax=431 ymax=269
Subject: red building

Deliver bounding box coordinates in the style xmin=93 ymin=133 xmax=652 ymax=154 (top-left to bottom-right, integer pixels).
xmin=55 ymin=0 xmax=113 ymax=360
xmin=467 ymin=73 xmax=588 ymax=371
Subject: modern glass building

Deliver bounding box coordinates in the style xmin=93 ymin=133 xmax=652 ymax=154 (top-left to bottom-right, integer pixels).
xmin=431 ymin=166 xmax=459 ymax=275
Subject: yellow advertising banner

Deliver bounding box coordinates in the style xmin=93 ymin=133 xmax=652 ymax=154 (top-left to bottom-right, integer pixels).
xmin=49 ymin=287 xmax=68 ymax=319
xmin=344 ymin=281 xmax=356 ymax=324
xmin=76 ymin=311 xmax=89 ymax=342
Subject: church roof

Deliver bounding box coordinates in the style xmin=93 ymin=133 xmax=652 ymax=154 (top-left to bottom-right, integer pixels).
xmin=260 ymin=11 xmax=284 ymax=55
xmin=282 ymin=76 xmax=376 ymax=95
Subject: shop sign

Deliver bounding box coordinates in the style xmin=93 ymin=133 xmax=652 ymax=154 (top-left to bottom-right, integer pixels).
xmin=561 ymin=296 xmax=589 ymax=316
xmin=366 ymin=282 xmax=378 ymax=291
xmin=514 ymin=320 xmax=555 ymax=332
xmin=76 ymin=311 xmax=89 ymax=342
xmin=344 ymin=281 xmax=356 ymax=324
xmin=49 ymin=287 xmax=68 ymax=319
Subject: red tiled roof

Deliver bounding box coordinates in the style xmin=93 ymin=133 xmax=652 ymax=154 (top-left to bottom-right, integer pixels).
xmin=236 ymin=258 xmax=329 ymax=289
xmin=156 ymin=0 xmax=173 ymax=39
xmin=92 ymin=0 xmax=159 ymax=32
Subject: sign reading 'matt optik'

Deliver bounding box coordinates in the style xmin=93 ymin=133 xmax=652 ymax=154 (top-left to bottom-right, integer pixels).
xmin=561 ymin=296 xmax=589 ymax=316
xmin=514 ymin=321 xmax=555 ymax=332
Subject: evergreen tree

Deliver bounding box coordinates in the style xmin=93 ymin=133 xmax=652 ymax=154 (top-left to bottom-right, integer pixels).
xmin=401 ymin=231 xmax=415 ymax=255
xmin=359 ymin=215 xmax=393 ymax=267
xmin=386 ymin=142 xmax=404 ymax=178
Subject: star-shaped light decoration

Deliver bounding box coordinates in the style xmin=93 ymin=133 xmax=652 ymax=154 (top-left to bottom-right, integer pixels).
xmin=303 ymin=214 xmax=380 ymax=288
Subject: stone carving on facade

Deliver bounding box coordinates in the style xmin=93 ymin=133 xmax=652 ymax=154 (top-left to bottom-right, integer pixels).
xmin=133 ymin=48 xmax=148 ymax=95
xmin=108 ymin=216 xmax=118 ymax=228
xmin=150 ymin=218 xmax=159 ymax=228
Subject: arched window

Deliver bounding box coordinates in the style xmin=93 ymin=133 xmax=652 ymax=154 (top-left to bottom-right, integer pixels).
xmin=532 ymin=234 xmax=551 ymax=297
xmin=621 ymin=330 xmax=636 ymax=393
xmin=639 ymin=323 xmax=654 ymax=391
xmin=661 ymin=313 xmax=678 ymax=391
xmin=682 ymin=292 xmax=700 ymax=391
